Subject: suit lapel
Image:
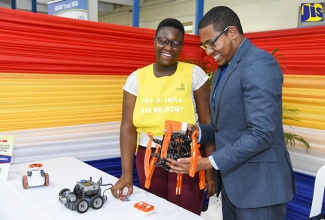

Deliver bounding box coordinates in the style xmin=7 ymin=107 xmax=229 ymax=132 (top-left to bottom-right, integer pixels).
xmin=213 ymin=39 xmax=253 ymax=123
xmin=210 ymin=69 xmax=222 ymax=122
xmin=214 ymin=66 xmax=231 ymax=118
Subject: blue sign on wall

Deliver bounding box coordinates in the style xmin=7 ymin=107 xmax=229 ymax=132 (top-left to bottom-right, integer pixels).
xmin=48 ymin=0 xmax=88 ymax=20
xmin=301 ymin=3 xmax=324 ymax=22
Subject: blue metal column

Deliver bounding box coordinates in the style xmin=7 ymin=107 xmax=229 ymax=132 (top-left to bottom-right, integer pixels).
xmin=132 ymin=0 xmax=140 ymax=27
xmin=32 ymin=0 xmax=37 ymax=12
xmin=195 ymin=0 xmax=204 ymax=35
xmin=11 ymin=0 xmax=16 ymax=9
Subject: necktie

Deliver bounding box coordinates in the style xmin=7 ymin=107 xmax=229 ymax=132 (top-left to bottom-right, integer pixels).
xmin=212 ymin=65 xmax=228 ymax=110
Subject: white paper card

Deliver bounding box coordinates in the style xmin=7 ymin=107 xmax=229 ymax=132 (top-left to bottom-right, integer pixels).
xmin=0 ymin=135 xmax=15 ymax=181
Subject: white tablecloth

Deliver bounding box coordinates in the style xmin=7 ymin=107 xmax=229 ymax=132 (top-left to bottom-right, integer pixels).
xmin=0 ymin=157 xmax=205 ymax=220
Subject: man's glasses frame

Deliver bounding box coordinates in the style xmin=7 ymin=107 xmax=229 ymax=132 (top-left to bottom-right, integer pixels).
xmin=155 ymin=37 xmax=183 ymax=48
xmin=200 ymin=26 xmax=231 ymax=50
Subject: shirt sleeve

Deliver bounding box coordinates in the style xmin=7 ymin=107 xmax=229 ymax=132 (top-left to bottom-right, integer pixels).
xmin=192 ymin=65 xmax=209 ymax=91
xmin=123 ymin=70 xmax=138 ymax=96
xmin=209 ymin=155 xmax=219 ymax=170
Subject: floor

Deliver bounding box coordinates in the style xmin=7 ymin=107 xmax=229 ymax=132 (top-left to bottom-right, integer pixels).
xmin=200 ymin=194 xmax=223 ymax=220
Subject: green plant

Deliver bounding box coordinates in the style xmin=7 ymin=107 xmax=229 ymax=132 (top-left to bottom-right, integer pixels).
xmin=185 ymin=49 xmax=310 ymax=151
xmin=282 ymin=107 xmax=311 ymax=151
xmin=184 ymin=57 xmax=217 ymax=85
xmin=272 ymin=48 xmax=310 ymax=151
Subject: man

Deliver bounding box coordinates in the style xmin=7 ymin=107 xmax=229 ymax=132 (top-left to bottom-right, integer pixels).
xmin=167 ymin=6 xmax=296 ymax=220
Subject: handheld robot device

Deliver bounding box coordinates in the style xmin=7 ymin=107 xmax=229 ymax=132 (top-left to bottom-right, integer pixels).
xmin=58 ymin=177 xmax=112 ymax=214
xmin=144 ymin=120 xmax=205 ymax=195
xmin=22 ymin=163 xmax=49 ymax=189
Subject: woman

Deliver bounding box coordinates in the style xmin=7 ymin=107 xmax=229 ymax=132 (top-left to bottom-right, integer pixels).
xmin=111 ymin=18 xmax=215 ymax=215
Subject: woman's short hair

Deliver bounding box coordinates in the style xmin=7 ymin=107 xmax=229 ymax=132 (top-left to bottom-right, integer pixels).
xmin=155 ymin=18 xmax=185 ymax=37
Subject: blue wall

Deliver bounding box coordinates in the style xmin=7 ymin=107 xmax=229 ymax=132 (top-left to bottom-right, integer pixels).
xmin=85 ymin=157 xmax=325 ymax=218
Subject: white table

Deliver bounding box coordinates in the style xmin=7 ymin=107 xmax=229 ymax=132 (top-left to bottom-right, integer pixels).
xmin=0 ymin=157 xmax=205 ymax=220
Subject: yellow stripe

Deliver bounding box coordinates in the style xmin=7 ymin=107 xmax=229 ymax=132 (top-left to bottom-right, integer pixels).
xmin=1 ymin=73 xmax=324 ymax=131
xmin=283 ymin=75 xmax=325 ymax=130
xmin=0 ymin=73 xmax=127 ymax=131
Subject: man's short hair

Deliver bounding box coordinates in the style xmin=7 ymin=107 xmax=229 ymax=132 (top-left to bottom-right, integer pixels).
xmin=198 ymin=6 xmax=244 ymax=35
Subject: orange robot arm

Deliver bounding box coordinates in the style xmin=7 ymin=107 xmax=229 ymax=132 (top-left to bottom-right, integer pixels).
xmin=189 ymin=130 xmax=200 ymax=177
xmin=189 ymin=130 xmax=205 ymax=189
xmin=144 ymin=144 xmax=160 ymax=189
xmin=144 ymin=132 xmax=153 ymax=178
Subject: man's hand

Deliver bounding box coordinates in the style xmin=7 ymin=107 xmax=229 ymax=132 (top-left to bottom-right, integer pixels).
xmin=167 ymin=156 xmax=213 ymax=173
xmin=187 ymin=124 xmax=199 ymax=134
xmin=167 ymin=157 xmax=191 ymax=174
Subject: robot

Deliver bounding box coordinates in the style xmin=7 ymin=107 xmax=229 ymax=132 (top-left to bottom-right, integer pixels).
xmin=22 ymin=163 xmax=49 ymax=189
xmin=59 ymin=177 xmax=112 ymax=214
xmin=144 ymin=120 xmax=205 ymax=195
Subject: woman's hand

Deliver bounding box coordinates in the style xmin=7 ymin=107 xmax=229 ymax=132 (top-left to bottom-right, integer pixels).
xmin=205 ymin=169 xmax=217 ymax=198
xmin=111 ymin=174 xmax=133 ymax=198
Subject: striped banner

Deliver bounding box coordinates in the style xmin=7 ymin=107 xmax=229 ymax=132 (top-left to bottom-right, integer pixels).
xmin=0 ymin=8 xmax=324 ymax=176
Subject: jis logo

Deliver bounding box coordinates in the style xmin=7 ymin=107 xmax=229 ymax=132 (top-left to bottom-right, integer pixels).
xmin=301 ymin=3 xmax=324 ymax=22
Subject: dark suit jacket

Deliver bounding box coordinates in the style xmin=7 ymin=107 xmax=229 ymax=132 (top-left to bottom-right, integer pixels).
xmin=200 ymin=39 xmax=296 ymax=209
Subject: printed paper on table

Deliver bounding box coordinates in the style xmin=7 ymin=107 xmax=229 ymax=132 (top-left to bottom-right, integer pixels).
xmin=0 ymin=135 xmax=15 ymax=181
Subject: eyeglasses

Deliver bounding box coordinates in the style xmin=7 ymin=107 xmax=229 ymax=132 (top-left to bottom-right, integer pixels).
xmin=200 ymin=26 xmax=230 ymax=50
xmin=156 ymin=37 xmax=183 ymax=48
